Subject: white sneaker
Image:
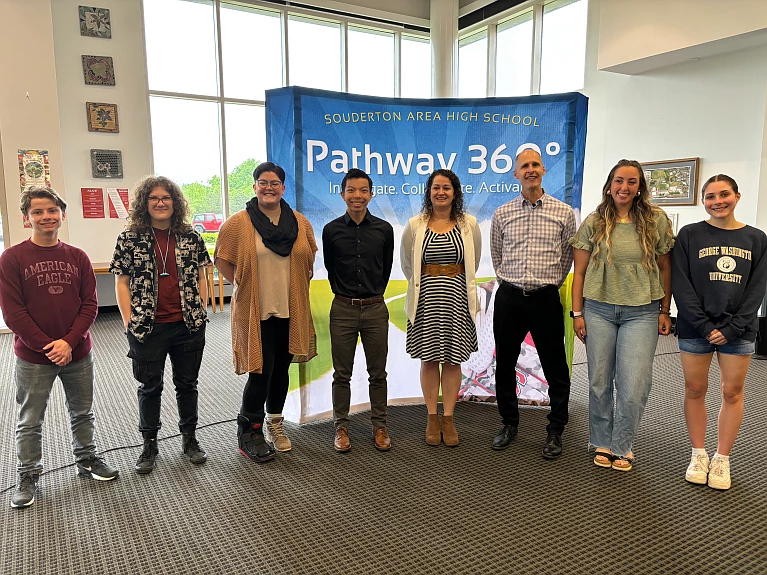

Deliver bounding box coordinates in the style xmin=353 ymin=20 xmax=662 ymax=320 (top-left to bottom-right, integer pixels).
xmin=685 ymin=453 xmax=709 ymax=485
xmin=707 ymin=456 xmax=731 ymax=490
xmin=265 ymin=416 xmax=292 ymax=452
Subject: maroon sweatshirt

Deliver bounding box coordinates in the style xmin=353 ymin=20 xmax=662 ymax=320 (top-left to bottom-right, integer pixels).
xmin=0 ymin=239 xmax=97 ymax=365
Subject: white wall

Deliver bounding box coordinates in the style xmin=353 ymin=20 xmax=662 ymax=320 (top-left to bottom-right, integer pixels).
xmin=582 ymin=0 xmax=767 ymax=233
xmin=51 ymin=0 xmax=153 ymax=268
xmin=0 ymin=0 xmax=68 ymax=246
xmin=598 ymin=0 xmax=767 ymax=73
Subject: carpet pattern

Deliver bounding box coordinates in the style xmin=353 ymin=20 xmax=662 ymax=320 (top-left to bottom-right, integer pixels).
xmin=1 ymin=309 xmax=766 ymax=574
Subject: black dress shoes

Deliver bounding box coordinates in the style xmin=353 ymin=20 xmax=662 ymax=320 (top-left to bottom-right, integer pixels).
xmin=542 ymin=431 xmax=563 ymax=459
xmin=491 ymin=425 xmax=518 ymax=450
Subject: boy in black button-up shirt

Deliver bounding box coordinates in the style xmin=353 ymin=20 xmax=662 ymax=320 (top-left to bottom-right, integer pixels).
xmin=322 ymin=168 xmax=394 ymax=452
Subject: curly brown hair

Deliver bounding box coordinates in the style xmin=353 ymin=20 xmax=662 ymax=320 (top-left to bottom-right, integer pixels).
xmin=421 ymin=169 xmax=466 ymax=226
xmin=127 ymin=176 xmax=191 ymax=234
xmin=590 ymin=159 xmax=673 ymax=272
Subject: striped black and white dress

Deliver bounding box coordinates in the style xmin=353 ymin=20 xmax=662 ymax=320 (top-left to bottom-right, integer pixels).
xmin=406 ymin=227 xmax=478 ymax=364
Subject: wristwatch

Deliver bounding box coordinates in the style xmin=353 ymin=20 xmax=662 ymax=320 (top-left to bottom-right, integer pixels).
xmin=569 ymin=310 xmax=583 ymax=318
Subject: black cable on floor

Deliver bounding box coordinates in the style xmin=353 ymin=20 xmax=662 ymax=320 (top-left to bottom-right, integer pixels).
xmin=1 ymin=418 xmax=236 ymax=494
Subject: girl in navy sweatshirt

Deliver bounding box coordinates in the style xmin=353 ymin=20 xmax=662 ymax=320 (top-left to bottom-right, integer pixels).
xmin=673 ymin=174 xmax=767 ymax=490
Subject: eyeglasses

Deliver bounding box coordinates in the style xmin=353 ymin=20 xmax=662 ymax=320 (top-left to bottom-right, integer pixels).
xmin=148 ymin=196 xmax=173 ymax=205
xmin=256 ymin=180 xmax=283 ymax=189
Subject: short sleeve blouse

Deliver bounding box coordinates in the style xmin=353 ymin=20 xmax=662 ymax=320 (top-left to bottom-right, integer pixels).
xmin=569 ymin=209 xmax=674 ymax=306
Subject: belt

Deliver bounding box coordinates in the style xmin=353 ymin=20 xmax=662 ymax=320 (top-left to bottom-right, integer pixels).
xmin=422 ymin=263 xmax=465 ymax=277
xmin=335 ymin=295 xmax=385 ymax=306
xmin=502 ymin=281 xmax=557 ymax=296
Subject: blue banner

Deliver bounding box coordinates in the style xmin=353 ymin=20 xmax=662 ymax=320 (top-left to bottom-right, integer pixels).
xmin=265 ymin=87 xmax=588 ymax=422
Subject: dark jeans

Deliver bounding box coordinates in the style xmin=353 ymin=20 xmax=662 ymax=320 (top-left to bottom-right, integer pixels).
xmin=493 ymin=282 xmax=571 ymax=434
xmin=241 ymin=317 xmax=293 ymax=424
xmin=127 ymin=321 xmax=206 ymax=439
xmin=329 ymin=298 xmax=389 ymax=429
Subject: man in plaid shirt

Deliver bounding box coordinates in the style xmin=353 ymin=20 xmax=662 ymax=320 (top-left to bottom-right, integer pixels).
xmin=489 ymin=148 xmax=576 ymax=459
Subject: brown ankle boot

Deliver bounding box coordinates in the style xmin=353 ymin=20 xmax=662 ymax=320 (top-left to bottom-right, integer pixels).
xmin=441 ymin=415 xmax=459 ymax=447
xmin=425 ymin=414 xmax=441 ymax=446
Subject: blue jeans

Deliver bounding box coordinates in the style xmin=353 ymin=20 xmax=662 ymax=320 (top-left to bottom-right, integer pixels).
xmin=15 ymin=352 xmax=97 ymax=475
xmin=583 ymin=300 xmax=659 ymax=457
xmin=678 ymin=337 xmax=755 ymax=356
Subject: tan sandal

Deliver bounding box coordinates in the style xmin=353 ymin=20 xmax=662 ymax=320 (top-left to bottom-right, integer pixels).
xmin=612 ymin=454 xmax=634 ymax=472
xmin=593 ymin=451 xmax=613 ymax=468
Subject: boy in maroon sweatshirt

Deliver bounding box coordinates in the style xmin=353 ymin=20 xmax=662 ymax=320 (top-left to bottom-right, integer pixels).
xmin=0 ymin=186 xmax=118 ymax=509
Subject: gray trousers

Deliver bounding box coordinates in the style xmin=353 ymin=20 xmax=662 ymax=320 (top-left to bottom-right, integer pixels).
xmin=15 ymin=352 xmax=97 ymax=475
xmin=329 ymin=298 xmax=389 ymax=428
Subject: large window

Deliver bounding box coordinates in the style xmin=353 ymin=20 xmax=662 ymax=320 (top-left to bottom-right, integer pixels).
xmin=348 ymin=26 xmax=395 ymax=97
xmin=458 ymin=30 xmax=488 ymax=98
xmin=459 ymin=0 xmax=588 ymax=97
xmin=143 ymin=0 xmax=430 ymax=220
xmin=288 ymin=16 xmax=342 ymax=92
xmin=540 ymin=0 xmax=589 ymax=94
xmin=495 ymin=11 xmax=533 ymax=97
xmin=401 ymin=35 xmax=431 ymax=98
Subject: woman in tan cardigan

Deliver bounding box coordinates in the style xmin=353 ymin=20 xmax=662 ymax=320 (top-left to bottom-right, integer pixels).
xmin=215 ymin=162 xmax=317 ymax=463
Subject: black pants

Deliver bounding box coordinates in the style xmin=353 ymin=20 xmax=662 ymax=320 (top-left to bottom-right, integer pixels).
xmin=127 ymin=321 xmax=206 ymax=439
xmin=493 ymin=282 xmax=570 ymax=434
xmin=241 ymin=317 xmax=293 ymax=424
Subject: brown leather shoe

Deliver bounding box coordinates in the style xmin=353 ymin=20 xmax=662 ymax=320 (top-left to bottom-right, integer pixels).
xmin=334 ymin=427 xmax=351 ymax=452
xmin=373 ymin=426 xmax=391 ymax=451
xmin=425 ymin=414 xmax=441 ymax=446
xmin=441 ymin=415 xmax=459 ymax=447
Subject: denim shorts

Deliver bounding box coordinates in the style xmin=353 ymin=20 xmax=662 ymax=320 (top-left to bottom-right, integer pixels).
xmin=677 ymin=337 xmax=755 ymax=356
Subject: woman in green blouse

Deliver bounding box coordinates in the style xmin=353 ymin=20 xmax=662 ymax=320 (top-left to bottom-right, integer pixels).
xmin=570 ymin=159 xmax=674 ymax=471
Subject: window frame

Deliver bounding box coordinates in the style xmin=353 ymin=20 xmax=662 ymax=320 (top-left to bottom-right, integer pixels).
xmin=458 ymin=0 xmax=587 ymax=97
xmin=141 ymin=0 xmax=430 ymax=219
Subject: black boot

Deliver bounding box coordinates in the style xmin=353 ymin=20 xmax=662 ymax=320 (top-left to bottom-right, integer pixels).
xmin=237 ymin=414 xmax=275 ymax=463
xmin=182 ymin=432 xmax=207 ymax=465
xmin=135 ymin=438 xmax=159 ymax=474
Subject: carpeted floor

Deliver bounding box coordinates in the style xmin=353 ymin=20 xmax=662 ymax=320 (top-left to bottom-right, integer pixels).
xmin=1 ymin=308 xmax=766 ymax=575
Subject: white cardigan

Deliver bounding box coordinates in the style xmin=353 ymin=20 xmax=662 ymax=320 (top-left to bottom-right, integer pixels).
xmin=400 ymin=214 xmax=482 ymax=324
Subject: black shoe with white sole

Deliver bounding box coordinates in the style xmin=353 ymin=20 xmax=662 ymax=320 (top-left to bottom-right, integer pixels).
xmin=77 ymin=456 xmax=120 ymax=480
xmin=11 ymin=474 xmax=39 ymax=509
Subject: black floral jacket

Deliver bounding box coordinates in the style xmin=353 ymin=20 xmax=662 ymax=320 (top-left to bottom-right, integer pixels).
xmin=110 ymin=228 xmax=211 ymax=342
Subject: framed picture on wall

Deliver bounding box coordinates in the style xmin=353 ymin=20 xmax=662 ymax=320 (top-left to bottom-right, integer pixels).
xmin=79 ymin=6 xmax=112 ymax=38
xmin=641 ymin=157 xmax=700 ymax=206
xmin=86 ymin=102 xmax=119 ymax=133
xmin=82 ymin=55 xmax=115 ymax=85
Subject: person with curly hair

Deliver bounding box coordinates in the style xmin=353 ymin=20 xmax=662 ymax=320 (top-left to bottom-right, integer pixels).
xmin=570 ymin=159 xmax=674 ymax=471
xmin=674 ymin=175 xmax=767 ymax=490
xmin=401 ymin=169 xmax=481 ymax=446
xmin=110 ymin=176 xmax=211 ymax=474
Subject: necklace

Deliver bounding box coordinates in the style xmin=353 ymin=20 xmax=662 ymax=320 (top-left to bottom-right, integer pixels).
xmin=151 ymin=227 xmax=171 ymax=277
xmin=617 ymin=214 xmax=631 ymax=223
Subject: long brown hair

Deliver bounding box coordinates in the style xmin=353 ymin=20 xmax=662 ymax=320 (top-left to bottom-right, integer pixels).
xmin=591 ymin=159 xmax=672 ymax=272
xmin=127 ymin=176 xmax=191 ymax=234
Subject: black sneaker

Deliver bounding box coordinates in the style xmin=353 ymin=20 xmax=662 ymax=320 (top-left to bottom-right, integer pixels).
xmin=135 ymin=439 xmax=159 ymax=474
xmin=239 ymin=427 xmax=275 ymax=463
xmin=11 ymin=474 xmax=39 ymax=509
xmin=542 ymin=431 xmax=563 ymax=460
xmin=77 ymin=456 xmax=120 ymax=481
xmin=182 ymin=433 xmax=207 ymax=465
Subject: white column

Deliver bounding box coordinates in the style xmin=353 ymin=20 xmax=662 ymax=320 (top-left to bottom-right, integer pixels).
xmin=430 ymin=0 xmax=459 ymax=98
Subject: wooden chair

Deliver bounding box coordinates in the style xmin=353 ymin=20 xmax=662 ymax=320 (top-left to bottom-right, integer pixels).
xmin=205 ymin=264 xmax=225 ymax=312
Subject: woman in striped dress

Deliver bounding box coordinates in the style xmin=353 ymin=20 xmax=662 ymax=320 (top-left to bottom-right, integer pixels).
xmin=401 ymin=169 xmax=481 ymax=447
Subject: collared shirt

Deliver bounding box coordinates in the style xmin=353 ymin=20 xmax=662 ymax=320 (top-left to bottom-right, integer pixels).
xmin=490 ymin=191 xmax=576 ymax=289
xmin=322 ymin=211 xmax=394 ymax=299
xmin=110 ymin=228 xmax=211 ymax=342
